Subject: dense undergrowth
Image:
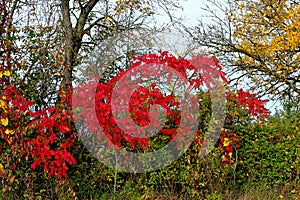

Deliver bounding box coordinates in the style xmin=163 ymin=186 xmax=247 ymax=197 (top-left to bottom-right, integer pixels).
xmin=1 ymin=103 xmax=299 ymax=200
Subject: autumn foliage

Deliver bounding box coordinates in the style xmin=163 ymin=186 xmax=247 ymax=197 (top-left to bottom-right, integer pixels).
xmin=193 ymin=0 xmax=300 ymax=101
xmin=73 ymin=51 xmax=270 ymax=167
xmin=0 ymin=1 xmax=271 ymax=193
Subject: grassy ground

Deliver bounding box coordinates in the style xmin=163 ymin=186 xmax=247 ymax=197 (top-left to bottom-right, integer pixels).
xmin=100 ymin=183 xmax=300 ymax=200
xmin=2 ymin=181 xmax=298 ymax=200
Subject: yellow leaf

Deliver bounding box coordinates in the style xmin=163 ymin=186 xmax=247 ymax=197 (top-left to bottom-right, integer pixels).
xmin=223 ymin=138 xmax=230 ymax=147
xmin=0 ymin=71 xmax=2 ymax=78
xmin=23 ymin=194 xmax=30 ymax=198
xmin=221 ymin=155 xmax=227 ymax=161
xmin=5 ymin=129 xmax=14 ymax=135
xmin=40 ymin=189 xmax=46 ymax=193
xmin=1 ymin=118 xmax=8 ymax=126
xmin=105 ymin=16 xmax=109 ymax=22
xmin=4 ymin=71 xmax=10 ymax=77
xmin=0 ymin=100 xmax=6 ymax=108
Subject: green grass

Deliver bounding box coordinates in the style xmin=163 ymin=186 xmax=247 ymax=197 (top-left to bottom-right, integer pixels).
xmin=1 ymin=180 xmax=298 ymax=200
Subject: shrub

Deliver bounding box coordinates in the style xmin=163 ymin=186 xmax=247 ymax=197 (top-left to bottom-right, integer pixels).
xmin=235 ymin=105 xmax=300 ymax=188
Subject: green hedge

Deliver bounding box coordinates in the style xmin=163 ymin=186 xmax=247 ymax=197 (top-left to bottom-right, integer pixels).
xmin=235 ymin=109 xmax=300 ymax=188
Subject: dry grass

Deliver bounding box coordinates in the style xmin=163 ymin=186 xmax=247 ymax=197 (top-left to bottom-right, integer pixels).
xmin=135 ymin=182 xmax=300 ymax=200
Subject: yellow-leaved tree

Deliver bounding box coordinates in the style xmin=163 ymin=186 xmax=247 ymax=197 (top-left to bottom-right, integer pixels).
xmin=190 ymin=0 xmax=300 ymax=102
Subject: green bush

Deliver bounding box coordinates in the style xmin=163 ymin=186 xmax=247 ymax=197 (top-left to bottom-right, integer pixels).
xmin=235 ymin=106 xmax=300 ymax=188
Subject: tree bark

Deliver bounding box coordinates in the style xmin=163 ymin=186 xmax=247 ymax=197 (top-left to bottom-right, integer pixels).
xmin=59 ymin=0 xmax=99 ymax=109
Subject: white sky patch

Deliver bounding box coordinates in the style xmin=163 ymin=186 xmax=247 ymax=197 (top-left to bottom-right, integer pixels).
xmin=180 ymin=0 xmax=207 ymax=26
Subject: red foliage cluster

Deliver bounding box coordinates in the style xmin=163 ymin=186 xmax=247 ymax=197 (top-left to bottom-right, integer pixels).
xmin=219 ymin=130 xmax=241 ymax=166
xmin=227 ymin=89 xmax=270 ymax=118
xmin=27 ymin=106 xmax=76 ymax=178
xmin=74 ymin=51 xmax=226 ymax=150
xmin=75 ymin=51 xmax=270 ymax=167
xmin=0 ymin=84 xmax=76 ymax=179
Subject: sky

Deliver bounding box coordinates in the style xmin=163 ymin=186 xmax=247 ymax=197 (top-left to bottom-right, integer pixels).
xmin=179 ymin=0 xmax=206 ymax=25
